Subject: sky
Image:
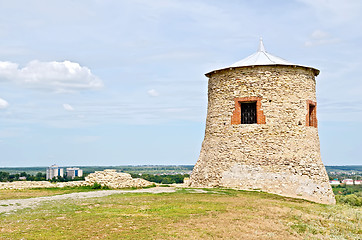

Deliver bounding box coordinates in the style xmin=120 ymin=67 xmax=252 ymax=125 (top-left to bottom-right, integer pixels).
xmin=0 ymin=0 xmax=361 ymax=167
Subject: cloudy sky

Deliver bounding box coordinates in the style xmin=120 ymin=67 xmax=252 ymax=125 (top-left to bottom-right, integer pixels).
xmin=0 ymin=0 xmax=361 ymax=167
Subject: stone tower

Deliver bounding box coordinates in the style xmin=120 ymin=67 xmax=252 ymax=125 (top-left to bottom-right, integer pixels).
xmin=190 ymin=39 xmax=335 ymax=204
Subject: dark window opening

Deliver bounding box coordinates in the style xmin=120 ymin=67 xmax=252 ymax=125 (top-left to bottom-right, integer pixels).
xmin=240 ymin=102 xmax=257 ymax=124
xmin=231 ymin=97 xmax=265 ymax=125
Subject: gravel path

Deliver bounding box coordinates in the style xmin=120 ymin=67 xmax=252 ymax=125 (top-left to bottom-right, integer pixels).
xmin=0 ymin=187 xmax=176 ymax=214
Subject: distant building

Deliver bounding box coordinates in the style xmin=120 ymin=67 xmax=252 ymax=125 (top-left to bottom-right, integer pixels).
xmin=342 ymin=179 xmax=354 ymax=185
xmin=355 ymin=180 xmax=362 ymax=185
xmin=46 ymin=164 xmax=64 ymax=180
xmin=329 ymin=180 xmax=340 ymax=185
xmin=66 ymin=168 xmax=83 ymax=179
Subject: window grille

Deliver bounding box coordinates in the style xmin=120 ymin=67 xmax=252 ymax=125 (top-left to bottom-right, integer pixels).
xmin=231 ymin=97 xmax=265 ymax=125
xmin=240 ymin=102 xmax=257 ymax=124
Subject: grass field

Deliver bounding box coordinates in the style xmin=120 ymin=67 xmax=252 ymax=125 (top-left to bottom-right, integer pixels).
xmin=0 ymin=188 xmax=361 ymax=240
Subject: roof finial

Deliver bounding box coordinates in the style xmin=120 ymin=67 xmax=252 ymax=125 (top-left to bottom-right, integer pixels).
xmin=258 ymin=37 xmax=266 ymax=52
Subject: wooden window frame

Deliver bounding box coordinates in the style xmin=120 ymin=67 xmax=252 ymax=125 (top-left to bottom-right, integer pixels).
xmin=306 ymin=100 xmax=317 ymax=128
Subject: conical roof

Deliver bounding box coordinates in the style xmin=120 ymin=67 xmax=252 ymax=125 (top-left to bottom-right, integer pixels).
xmin=206 ymin=39 xmax=319 ymax=77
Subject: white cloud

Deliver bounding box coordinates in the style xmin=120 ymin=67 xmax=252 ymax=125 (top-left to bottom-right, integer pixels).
xmin=0 ymin=60 xmax=103 ymax=92
xmin=297 ymin=0 xmax=362 ymax=24
xmin=0 ymin=97 xmax=9 ymax=109
xmin=0 ymin=62 xmax=19 ymax=77
xmin=304 ymin=30 xmax=340 ymax=47
xmin=63 ymin=103 xmax=74 ymax=111
xmin=311 ymin=30 xmax=328 ymax=40
xmin=147 ymin=89 xmax=159 ymax=97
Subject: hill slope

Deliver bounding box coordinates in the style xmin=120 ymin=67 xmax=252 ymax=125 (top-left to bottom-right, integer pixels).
xmin=0 ymin=188 xmax=361 ymax=239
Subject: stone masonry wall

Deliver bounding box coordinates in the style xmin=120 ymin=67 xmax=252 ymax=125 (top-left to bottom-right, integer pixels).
xmin=190 ymin=65 xmax=335 ymax=204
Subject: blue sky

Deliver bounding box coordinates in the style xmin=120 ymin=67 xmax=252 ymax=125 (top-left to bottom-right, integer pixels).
xmin=0 ymin=0 xmax=361 ymax=167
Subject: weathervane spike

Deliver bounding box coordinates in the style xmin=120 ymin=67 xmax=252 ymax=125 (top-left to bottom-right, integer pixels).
xmin=258 ymin=37 xmax=266 ymax=52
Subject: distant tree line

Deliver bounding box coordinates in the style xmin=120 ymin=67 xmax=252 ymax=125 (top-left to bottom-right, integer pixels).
xmin=0 ymin=171 xmax=46 ymax=182
xmin=49 ymin=176 xmax=85 ymax=182
xmin=328 ymin=173 xmax=361 ymax=181
xmin=326 ymin=165 xmax=362 ymax=172
xmin=0 ymin=171 xmax=86 ymax=182
xmin=332 ymin=185 xmax=362 ymax=207
xmin=130 ymin=173 xmax=189 ymax=184
xmin=0 ymin=170 xmax=188 ymax=184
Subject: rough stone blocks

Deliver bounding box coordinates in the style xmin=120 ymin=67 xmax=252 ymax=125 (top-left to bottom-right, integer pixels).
xmin=190 ymin=65 xmax=335 ymax=204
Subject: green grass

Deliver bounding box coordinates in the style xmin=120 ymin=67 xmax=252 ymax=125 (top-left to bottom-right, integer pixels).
xmin=0 ymin=188 xmax=361 ymax=239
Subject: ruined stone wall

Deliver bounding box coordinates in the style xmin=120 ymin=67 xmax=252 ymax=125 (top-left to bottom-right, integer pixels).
xmin=190 ymin=65 xmax=335 ymax=204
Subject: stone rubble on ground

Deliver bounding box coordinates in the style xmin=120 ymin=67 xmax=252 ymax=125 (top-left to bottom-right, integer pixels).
xmin=84 ymin=169 xmax=153 ymax=188
xmin=0 ymin=169 xmax=154 ymax=190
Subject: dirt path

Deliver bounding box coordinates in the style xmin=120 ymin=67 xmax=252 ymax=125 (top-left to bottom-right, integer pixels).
xmin=0 ymin=187 xmax=176 ymax=214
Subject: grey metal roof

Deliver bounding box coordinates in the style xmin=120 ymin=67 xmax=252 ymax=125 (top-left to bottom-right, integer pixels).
xmin=206 ymin=38 xmax=319 ymax=76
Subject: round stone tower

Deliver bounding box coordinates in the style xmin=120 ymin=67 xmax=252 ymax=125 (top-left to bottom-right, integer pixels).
xmin=190 ymin=39 xmax=335 ymax=204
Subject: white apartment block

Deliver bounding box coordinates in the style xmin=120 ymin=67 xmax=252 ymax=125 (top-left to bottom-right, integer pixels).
xmin=66 ymin=167 xmax=83 ymax=179
xmin=46 ymin=164 xmax=64 ymax=180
